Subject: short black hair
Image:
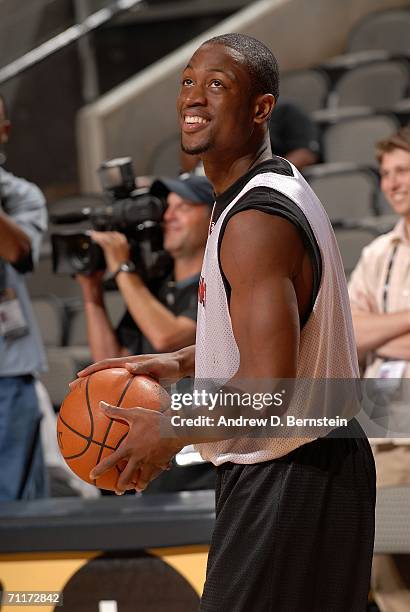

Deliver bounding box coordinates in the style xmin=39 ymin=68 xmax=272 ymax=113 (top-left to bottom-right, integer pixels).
xmin=202 ymin=33 xmax=279 ymax=100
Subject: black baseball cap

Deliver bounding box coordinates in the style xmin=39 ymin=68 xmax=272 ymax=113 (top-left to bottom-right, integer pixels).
xmin=150 ymin=174 xmax=215 ymax=207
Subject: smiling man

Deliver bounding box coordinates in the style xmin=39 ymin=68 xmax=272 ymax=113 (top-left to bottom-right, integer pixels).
xmin=78 ymin=34 xmax=375 ymax=610
xmin=349 ymin=127 xmax=410 ymax=374
xmin=349 ymin=127 xmax=410 ymax=612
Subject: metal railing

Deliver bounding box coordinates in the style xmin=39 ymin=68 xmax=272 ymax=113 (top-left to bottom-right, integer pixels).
xmin=0 ymin=0 xmax=144 ymax=85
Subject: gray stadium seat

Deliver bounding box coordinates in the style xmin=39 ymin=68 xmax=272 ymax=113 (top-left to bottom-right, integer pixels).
xmin=305 ymin=163 xmax=379 ymax=223
xmin=393 ymin=97 xmax=410 ymax=112
xmin=334 ymin=227 xmax=377 ymax=276
xmin=392 ymin=97 xmax=410 ymax=126
xmin=26 ymin=251 xmax=82 ymax=299
xmin=279 ymin=69 xmax=330 ymax=114
xmin=319 ymin=49 xmax=393 ymax=85
xmin=32 ymin=296 xmax=67 ymax=346
xmin=67 ymin=291 xmax=125 ymax=346
xmin=348 ymin=9 xmax=410 ymax=54
xmin=322 ymin=114 xmax=400 ymax=166
xmin=328 ymin=60 xmax=409 ymax=109
xmin=312 ymin=106 xmax=374 ymax=128
xmin=67 ymin=307 xmax=87 ymax=346
xmin=39 ymin=347 xmax=78 ymax=408
xmin=375 ymin=189 xmax=392 ymax=216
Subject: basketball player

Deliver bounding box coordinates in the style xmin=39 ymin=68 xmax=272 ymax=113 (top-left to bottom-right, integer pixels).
xmin=79 ymin=34 xmax=376 ymax=610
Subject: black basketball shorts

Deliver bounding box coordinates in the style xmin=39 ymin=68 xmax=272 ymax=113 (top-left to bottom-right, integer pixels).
xmin=200 ymin=418 xmax=376 ymax=612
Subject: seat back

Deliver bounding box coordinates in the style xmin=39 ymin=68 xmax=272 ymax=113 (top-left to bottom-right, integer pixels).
xmin=330 ymin=60 xmax=409 ymax=109
xmin=280 ymin=69 xmax=329 ymax=114
xmin=32 ymin=296 xmax=67 ymax=346
xmin=348 ymin=9 xmax=410 ymax=54
xmin=67 ymin=292 xmax=125 ymax=346
xmin=334 ymin=227 xmax=377 ymax=276
xmin=309 ymin=168 xmax=378 ymax=223
xmin=323 ymin=114 xmax=399 ymax=165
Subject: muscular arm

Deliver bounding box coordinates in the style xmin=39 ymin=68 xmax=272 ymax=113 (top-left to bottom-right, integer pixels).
xmin=221 ymin=210 xmax=305 ymax=381
xmin=351 ymin=309 xmax=410 ymax=362
xmin=115 ymin=272 xmax=196 ymax=352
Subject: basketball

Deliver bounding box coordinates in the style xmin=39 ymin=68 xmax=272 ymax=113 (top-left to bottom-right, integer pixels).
xmin=56 ymin=368 xmax=170 ymax=490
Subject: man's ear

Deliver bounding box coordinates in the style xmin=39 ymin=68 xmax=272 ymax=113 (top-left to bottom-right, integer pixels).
xmin=254 ymin=94 xmax=276 ymax=125
xmin=0 ymin=120 xmax=10 ymax=144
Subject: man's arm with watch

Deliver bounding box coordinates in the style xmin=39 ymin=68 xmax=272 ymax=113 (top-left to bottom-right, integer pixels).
xmin=90 ymin=231 xmax=196 ymax=353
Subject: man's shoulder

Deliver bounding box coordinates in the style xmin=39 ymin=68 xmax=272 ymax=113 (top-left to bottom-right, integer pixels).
xmin=0 ymin=166 xmax=45 ymax=206
xmin=1 ymin=166 xmax=29 ymax=191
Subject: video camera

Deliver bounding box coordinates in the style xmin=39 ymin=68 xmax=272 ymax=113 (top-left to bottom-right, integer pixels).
xmin=51 ymin=158 xmax=171 ymax=279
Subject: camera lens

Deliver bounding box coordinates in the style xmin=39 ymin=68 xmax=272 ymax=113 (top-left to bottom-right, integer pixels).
xmin=69 ymin=237 xmax=92 ymax=273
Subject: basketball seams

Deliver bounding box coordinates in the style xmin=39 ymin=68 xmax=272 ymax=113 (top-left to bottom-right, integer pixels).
xmin=57 ymin=369 xmax=170 ymax=490
xmin=58 ymin=413 xmax=117 ymax=458
xmin=57 ymin=374 xmax=125 ymax=464
xmin=95 ymin=375 xmax=135 ymax=482
xmin=85 ymin=376 xmax=95 ymax=441
xmin=57 ymin=377 xmax=96 ymax=460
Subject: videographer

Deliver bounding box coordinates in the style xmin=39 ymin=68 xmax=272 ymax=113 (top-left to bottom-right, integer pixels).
xmin=76 ymin=173 xmax=213 ymax=363
xmin=0 ymin=93 xmax=48 ymax=500
xmin=76 ymin=174 xmax=215 ymax=494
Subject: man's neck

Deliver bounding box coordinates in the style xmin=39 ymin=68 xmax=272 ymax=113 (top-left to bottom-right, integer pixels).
xmin=202 ymin=137 xmax=272 ymax=195
xmin=173 ymin=252 xmax=204 ymax=282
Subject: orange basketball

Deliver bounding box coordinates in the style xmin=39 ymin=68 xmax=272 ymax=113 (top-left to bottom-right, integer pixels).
xmin=56 ymin=368 xmax=170 ymax=490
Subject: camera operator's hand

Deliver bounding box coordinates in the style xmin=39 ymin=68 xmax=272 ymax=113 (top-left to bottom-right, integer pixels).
xmin=89 ymin=230 xmax=131 ymax=274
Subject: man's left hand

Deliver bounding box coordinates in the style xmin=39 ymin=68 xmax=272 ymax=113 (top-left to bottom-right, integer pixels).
xmin=89 ymin=230 xmax=131 ymax=273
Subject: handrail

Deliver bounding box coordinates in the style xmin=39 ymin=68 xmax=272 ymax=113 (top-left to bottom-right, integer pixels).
xmin=0 ymin=0 xmax=144 ymax=85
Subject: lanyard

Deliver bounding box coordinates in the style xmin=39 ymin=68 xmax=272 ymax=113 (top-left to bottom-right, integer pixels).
xmin=382 ymin=243 xmax=399 ymax=313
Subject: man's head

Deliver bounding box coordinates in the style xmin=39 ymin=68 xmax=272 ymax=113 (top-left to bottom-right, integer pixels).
xmin=151 ymin=174 xmax=213 ymax=259
xmin=376 ymin=126 xmax=410 ymax=219
xmin=204 ymin=34 xmax=279 ymax=100
xmin=0 ymin=94 xmax=11 ymax=145
xmin=177 ymin=33 xmax=278 ymax=159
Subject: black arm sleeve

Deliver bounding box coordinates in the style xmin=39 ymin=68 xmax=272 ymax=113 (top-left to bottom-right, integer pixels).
xmin=217 ymin=187 xmax=322 ymax=327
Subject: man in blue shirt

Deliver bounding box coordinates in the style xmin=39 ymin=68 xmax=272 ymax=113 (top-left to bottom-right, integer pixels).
xmin=0 ymin=93 xmax=48 ymax=500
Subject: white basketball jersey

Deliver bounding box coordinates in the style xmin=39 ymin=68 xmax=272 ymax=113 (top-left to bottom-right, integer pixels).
xmin=194 ymin=163 xmax=360 ymax=465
